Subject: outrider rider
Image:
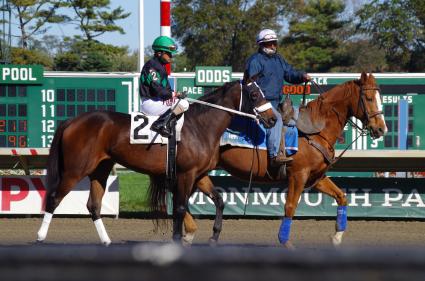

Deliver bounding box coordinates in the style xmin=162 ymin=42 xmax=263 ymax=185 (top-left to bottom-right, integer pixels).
xmin=139 ymin=35 xmax=189 ymax=137
xmin=245 ymin=29 xmax=311 ymax=167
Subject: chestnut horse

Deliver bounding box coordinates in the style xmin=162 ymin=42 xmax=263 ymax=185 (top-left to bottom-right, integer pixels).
xmin=36 ymin=80 xmax=277 ymax=245
xmin=181 ymin=72 xmax=387 ymax=248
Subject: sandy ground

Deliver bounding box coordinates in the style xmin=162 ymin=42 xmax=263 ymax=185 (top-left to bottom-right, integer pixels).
xmin=1 ymin=217 xmax=425 ymax=249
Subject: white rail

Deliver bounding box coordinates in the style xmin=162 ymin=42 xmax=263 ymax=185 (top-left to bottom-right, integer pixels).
xmin=0 ymin=148 xmax=424 ymax=172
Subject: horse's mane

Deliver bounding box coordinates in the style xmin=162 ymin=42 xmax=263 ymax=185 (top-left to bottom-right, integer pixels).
xmin=188 ymin=80 xmax=239 ymax=117
xmin=305 ymin=80 xmax=357 ymax=118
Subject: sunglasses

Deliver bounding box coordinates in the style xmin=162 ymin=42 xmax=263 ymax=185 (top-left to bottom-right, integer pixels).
xmin=168 ymin=45 xmax=177 ymax=51
xmin=263 ymin=41 xmax=278 ymax=47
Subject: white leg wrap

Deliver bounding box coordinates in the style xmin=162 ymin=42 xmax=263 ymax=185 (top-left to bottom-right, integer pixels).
xmin=37 ymin=212 xmax=53 ymax=242
xmin=94 ymin=219 xmax=111 ymax=246
xmin=332 ymin=231 xmax=344 ymax=247
xmin=182 ymin=232 xmax=195 ymax=245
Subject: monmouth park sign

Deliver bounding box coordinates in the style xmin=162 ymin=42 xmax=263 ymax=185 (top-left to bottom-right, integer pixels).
xmin=0 ymin=176 xmax=118 ymax=215
xmin=179 ymin=177 xmax=425 ymax=218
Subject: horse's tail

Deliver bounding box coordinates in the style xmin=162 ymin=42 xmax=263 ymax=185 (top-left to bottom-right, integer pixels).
xmin=148 ymin=175 xmax=172 ymax=229
xmin=46 ymin=119 xmax=71 ymax=195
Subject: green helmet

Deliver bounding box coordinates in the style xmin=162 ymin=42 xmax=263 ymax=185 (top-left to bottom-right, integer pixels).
xmin=152 ymin=36 xmax=178 ymax=54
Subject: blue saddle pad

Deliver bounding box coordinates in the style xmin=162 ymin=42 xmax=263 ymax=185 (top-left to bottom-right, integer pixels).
xmin=220 ymin=116 xmax=298 ymax=155
xmin=285 ymin=126 xmax=298 ymax=156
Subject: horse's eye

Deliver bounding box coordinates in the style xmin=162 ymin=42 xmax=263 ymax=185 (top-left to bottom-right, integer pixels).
xmin=251 ymin=91 xmax=259 ymax=101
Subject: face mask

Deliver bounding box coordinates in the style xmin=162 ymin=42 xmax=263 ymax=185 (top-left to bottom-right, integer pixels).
xmin=261 ymin=46 xmax=276 ymax=55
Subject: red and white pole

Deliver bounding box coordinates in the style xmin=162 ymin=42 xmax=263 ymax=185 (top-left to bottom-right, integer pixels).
xmin=160 ymin=0 xmax=171 ymax=74
xmin=138 ymin=0 xmax=144 ymax=72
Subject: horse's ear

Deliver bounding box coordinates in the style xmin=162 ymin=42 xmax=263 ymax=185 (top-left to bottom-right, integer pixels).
xmin=360 ymin=71 xmax=368 ymax=83
xmin=284 ymin=93 xmax=292 ymax=104
xmin=243 ymin=71 xmax=259 ymax=85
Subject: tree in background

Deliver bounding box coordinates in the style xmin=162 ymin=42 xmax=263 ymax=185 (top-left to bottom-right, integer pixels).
xmin=333 ymin=39 xmax=388 ymax=72
xmin=280 ymin=0 xmax=350 ymax=72
xmin=11 ymin=46 xmax=53 ymax=68
xmin=67 ymin=0 xmax=130 ymax=41
xmin=356 ymin=0 xmax=425 ymax=71
xmin=54 ymin=39 xmax=131 ymax=71
xmin=172 ymin=0 xmax=292 ymax=72
xmin=10 ymin=0 xmax=68 ymax=49
xmin=52 ymin=0 xmax=133 ymax=71
xmin=7 ymin=0 xmax=425 ymax=72
xmin=404 ymin=0 xmax=425 ymax=71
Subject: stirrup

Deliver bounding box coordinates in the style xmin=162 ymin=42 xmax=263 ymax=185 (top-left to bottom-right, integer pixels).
xmin=270 ymin=156 xmax=292 ymax=167
xmin=151 ymin=125 xmax=172 ymax=138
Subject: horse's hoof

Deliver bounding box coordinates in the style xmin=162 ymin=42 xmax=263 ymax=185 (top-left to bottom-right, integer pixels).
xmin=102 ymin=240 xmax=112 ymax=247
xmin=282 ymin=241 xmax=296 ymax=251
xmin=208 ymin=238 xmax=218 ymax=247
xmin=331 ymin=231 xmax=344 ymax=247
xmin=331 ymin=235 xmax=341 ymax=247
xmin=182 ymin=237 xmax=192 ymax=247
xmin=182 ymin=233 xmax=195 ymax=245
xmin=35 ymin=239 xmax=44 ymax=244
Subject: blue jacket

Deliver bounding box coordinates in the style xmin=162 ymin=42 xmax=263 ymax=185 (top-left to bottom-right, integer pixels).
xmin=245 ymin=51 xmax=305 ymax=105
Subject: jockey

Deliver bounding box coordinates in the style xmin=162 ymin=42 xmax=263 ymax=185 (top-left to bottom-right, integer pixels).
xmin=245 ymin=29 xmax=311 ymax=167
xmin=139 ymin=35 xmax=189 ymax=138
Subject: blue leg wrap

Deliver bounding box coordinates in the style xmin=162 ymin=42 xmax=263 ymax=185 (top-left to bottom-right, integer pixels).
xmin=278 ymin=217 xmax=292 ymax=244
xmin=336 ymin=206 xmax=347 ymax=231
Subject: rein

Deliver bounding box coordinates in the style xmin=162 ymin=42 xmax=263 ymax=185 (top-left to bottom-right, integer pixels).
xmin=243 ymin=134 xmax=259 ymax=215
xmin=186 ymin=82 xmax=272 ymax=120
xmin=305 ymin=80 xmax=377 ymax=168
xmin=301 ymin=80 xmax=325 ymax=107
xmin=330 ymin=129 xmax=367 ymax=167
xmin=187 ymin=97 xmax=258 ymax=119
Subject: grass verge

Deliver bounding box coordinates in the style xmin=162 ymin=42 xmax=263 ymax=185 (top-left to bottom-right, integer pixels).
xmin=118 ymin=171 xmax=150 ymax=213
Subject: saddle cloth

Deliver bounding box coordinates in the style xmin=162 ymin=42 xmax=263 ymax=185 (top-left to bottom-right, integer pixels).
xmin=220 ymin=116 xmax=298 ymax=155
xmin=130 ymin=112 xmax=184 ymax=144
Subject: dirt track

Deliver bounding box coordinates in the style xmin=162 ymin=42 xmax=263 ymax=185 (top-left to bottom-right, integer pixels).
xmin=1 ymin=217 xmax=425 ymax=248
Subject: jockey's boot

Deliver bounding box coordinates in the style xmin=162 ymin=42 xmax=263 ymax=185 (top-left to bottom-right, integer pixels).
xmin=269 ymin=127 xmax=292 ymax=167
xmin=151 ymin=109 xmax=177 ymax=138
xmin=269 ymin=153 xmax=293 ymax=167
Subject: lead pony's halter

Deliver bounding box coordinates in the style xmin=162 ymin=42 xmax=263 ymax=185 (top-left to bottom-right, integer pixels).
xmin=186 ymin=81 xmax=272 ymax=120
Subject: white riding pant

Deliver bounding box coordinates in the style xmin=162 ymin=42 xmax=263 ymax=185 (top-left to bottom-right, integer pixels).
xmin=140 ymin=97 xmax=189 ymax=116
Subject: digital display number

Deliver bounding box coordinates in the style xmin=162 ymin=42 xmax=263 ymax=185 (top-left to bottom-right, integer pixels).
xmin=0 ymin=101 xmax=28 ymax=147
xmin=0 ymin=135 xmax=27 ymax=147
xmin=0 ymin=120 xmax=27 ymax=133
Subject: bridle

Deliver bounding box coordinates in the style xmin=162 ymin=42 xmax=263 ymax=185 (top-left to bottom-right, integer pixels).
xmin=357 ymin=85 xmax=384 ymax=126
xmin=187 ymin=81 xmax=272 ymax=121
xmin=240 ymin=81 xmax=273 ymax=121
xmin=309 ymin=80 xmax=384 ymax=166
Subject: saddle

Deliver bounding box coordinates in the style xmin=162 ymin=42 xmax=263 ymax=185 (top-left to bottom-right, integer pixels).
xmin=296 ymin=105 xmax=326 ymax=135
xmin=278 ymin=94 xmax=325 ymax=135
xmin=129 ymin=112 xmax=184 ymax=144
xmin=129 ymin=111 xmax=180 ymax=186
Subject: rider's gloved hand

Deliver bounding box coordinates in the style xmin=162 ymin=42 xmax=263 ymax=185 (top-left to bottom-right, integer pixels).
xmin=303 ymin=73 xmax=312 ymax=82
xmin=175 ymin=91 xmax=187 ymax=99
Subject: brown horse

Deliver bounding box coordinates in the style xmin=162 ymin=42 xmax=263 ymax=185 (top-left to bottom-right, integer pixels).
xmin=36 ymin=80 xmax=277 ymax=245
xmin=180 ymin=72 xmax=387 ymax=248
